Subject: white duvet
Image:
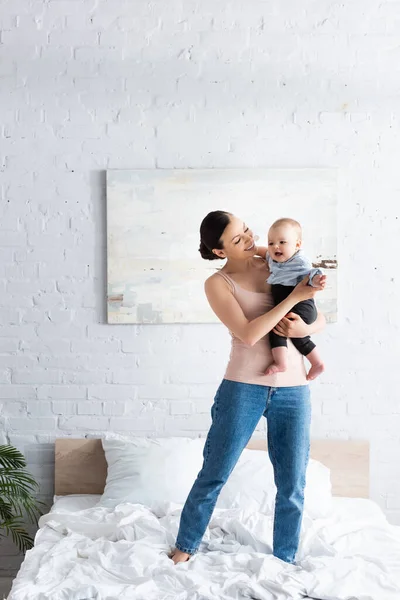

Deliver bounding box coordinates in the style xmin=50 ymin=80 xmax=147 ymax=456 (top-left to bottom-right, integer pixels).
xmin=8 ymin=496 xmax=400 ymax=600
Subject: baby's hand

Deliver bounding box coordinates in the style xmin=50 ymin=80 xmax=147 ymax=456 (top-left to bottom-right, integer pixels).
xmin=312 ymin=274 xmax=326 ymax=289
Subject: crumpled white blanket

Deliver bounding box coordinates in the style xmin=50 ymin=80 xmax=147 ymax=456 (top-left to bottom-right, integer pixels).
xmin=8 ymin=497 xmax=400 ymax=600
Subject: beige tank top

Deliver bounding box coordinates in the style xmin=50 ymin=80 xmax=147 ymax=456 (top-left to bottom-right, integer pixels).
xmin=217 ymin=271 xmax=307 ymax=387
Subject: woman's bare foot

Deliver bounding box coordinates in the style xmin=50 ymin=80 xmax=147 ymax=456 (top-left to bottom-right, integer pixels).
xmin=306 ymin=362 xmax=325 ymax=381
xmin=265 ymin=362 xmax=286 ymax=376
xmin=169 ymin=549 xmax=191 ymax=565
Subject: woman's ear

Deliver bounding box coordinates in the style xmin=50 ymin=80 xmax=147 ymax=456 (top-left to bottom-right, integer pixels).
xmin=213 ymin=248 xmax=226 ymax=259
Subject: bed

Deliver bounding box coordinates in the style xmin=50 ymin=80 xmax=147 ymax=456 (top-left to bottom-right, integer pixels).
xmin=7 ymin=437 xmax=400 ymax=600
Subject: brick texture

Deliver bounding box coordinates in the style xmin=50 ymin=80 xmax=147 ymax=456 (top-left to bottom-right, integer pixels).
xmin=1 ymin=0 xmax=400 ymax=577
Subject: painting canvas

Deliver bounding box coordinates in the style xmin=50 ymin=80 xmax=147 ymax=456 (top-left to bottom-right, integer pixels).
xmin=107 ymin=169 xmax=338 ymax=324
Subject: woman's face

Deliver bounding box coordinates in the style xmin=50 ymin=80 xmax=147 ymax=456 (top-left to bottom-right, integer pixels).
xmin=214 ymin=215 xmax=256 ymax=260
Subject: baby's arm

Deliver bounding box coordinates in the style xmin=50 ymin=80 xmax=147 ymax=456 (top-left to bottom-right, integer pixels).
xmin=255 ymin=245 xmax=268 ymax=259
xmin=309 ymin=268 xmax=325 ymax=287
xmin=312 ymin=273 xmax=325 ymax=287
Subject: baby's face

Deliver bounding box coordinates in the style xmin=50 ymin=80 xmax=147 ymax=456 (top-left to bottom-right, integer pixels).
xmin=267 ymin=225 xmax=301 ymax=263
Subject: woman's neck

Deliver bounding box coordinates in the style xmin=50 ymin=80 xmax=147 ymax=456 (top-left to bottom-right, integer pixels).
xmin=224 ymin=256 xmax=255 ymax=274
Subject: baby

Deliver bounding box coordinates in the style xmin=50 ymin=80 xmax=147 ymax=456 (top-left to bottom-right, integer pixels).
xmin=257 ymin=218 xmax=326 ymax=381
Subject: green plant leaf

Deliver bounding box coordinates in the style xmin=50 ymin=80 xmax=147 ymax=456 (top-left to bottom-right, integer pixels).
xmin=1 ymin=517 xmax=34 ymax=552
xmin=0 ymin=494 xmax=43 ymax=525
xmin=0 ymin=445 xmax=44 ymax=554
xmin=0 ymin=499 xmax=14 ymax=522
xmin=0 ymin=469 xmax=40 ymax=494
xmin=0 ymin=446 xmax=26 ymax=469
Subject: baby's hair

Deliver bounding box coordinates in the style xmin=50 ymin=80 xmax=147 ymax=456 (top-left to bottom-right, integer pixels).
xmin=270 ymin=218 xmax=302 ymax=239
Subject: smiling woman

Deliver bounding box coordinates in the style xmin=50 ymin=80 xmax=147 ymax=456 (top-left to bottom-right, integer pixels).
xmin=199 ymin=212 xmax=257 ymax=261
xmin=170 ymin=210 xmax=326 ymax=566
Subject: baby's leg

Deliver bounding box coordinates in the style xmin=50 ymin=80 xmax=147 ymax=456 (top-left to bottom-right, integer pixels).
xmin=266 ymin=329 xmax=288 ymax=375
xmin=291 ymin=337 xmax=325 ymax=380
xmin=290 ymin=299 xmax=324 ymax=380
xmin=265 ymin=346 xmax=288 ymax=375
xmin=305 ymin=348 xmax=325 ymax=381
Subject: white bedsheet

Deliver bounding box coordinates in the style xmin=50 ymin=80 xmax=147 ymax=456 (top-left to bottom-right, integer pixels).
xmin=8 ymin=496 xmax=400 ymax=600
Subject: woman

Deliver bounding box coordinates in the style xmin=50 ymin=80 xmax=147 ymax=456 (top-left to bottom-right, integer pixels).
xmin=170 ymin=210 xmax=326 ymax=565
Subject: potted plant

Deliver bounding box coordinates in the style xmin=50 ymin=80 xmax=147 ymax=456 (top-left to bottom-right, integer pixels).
xmin=0 ymin=445 xmax=45 ymax=552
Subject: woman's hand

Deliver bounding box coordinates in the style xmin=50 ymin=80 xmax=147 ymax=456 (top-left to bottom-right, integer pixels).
xmin=273 ymin=313 xmax=310 ymax=338
xmin=290 ymin=274 xmax=327 ymax=303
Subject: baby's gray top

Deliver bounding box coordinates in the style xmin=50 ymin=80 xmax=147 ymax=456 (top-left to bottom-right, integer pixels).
xmin=267 ymin=249 xmax=322 ymax=287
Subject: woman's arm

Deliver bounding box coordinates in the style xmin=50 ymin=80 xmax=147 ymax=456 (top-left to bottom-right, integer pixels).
xmin=309 ymin=310 xmax=326 ymax=334
xmin=272 ymin=310 xmax=326 ymax=338
xmin=205 ymin=274 xmax=324 ymax=347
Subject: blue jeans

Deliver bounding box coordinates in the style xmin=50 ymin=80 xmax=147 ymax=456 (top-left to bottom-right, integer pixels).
xmin=175 ymin=379 xmax=311 ymax=563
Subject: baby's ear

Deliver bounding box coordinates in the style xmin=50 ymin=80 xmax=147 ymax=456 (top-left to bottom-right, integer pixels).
xmin=296 ymin=239 xmax=302 ymax=249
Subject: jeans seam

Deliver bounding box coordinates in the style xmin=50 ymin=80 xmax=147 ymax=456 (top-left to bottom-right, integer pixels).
xmin=266 ymin=386 xmax=273 ymax=409
xmin=301 ymin=436 xmax=310 ymax=495
xmin=269 ymin=429 xmax=279 ymax=490
xmin=204 ymin=384 xmax=222 ymax=467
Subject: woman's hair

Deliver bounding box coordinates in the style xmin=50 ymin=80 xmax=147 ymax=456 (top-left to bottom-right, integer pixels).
xmin=199 ymin=210 xmax=231 ymax=260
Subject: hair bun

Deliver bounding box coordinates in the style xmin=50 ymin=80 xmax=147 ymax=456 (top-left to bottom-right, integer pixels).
xmin=199 ymin=211 xmax=230 ymax=261
xmin=199 ymin=240 xmax=219 ymax=261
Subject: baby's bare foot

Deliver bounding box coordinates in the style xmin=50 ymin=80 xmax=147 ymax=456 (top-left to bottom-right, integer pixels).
xmin=265 ymin=362 xmax=287 ymax=376
xmin=169 ymin=549 xmax=191 ymax=565
xmin=306 ymin=363 xmax=325 ymax=381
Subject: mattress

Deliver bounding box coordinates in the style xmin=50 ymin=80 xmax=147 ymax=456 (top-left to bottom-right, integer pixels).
xmin=7 ymin=495 xmax=400 ymax=600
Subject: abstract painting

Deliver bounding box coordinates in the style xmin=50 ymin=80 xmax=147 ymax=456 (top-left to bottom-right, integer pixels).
xmin=107 ymin=169 xmax=337 ymax=324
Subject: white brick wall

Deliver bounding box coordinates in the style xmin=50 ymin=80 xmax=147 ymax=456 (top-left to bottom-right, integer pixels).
xmin=1 ymin=0 xmax=400 ymax=577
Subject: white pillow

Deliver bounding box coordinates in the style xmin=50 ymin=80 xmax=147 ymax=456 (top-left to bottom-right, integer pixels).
xmin=98 ymin=435 xmax=332 ymax=518
xmin=99 ymin=435 xmax=205 ymax=514
xmin=51 ymin=494 xmax=102 ymax=513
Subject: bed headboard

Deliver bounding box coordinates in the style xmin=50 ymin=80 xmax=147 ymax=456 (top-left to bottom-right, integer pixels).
xmin=55 ymin=438 xmax=370 ymax=498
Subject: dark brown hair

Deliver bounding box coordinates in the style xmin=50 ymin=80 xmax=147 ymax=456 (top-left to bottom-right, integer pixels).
xmin=199 ymin=210 xmax=231 ymax=261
